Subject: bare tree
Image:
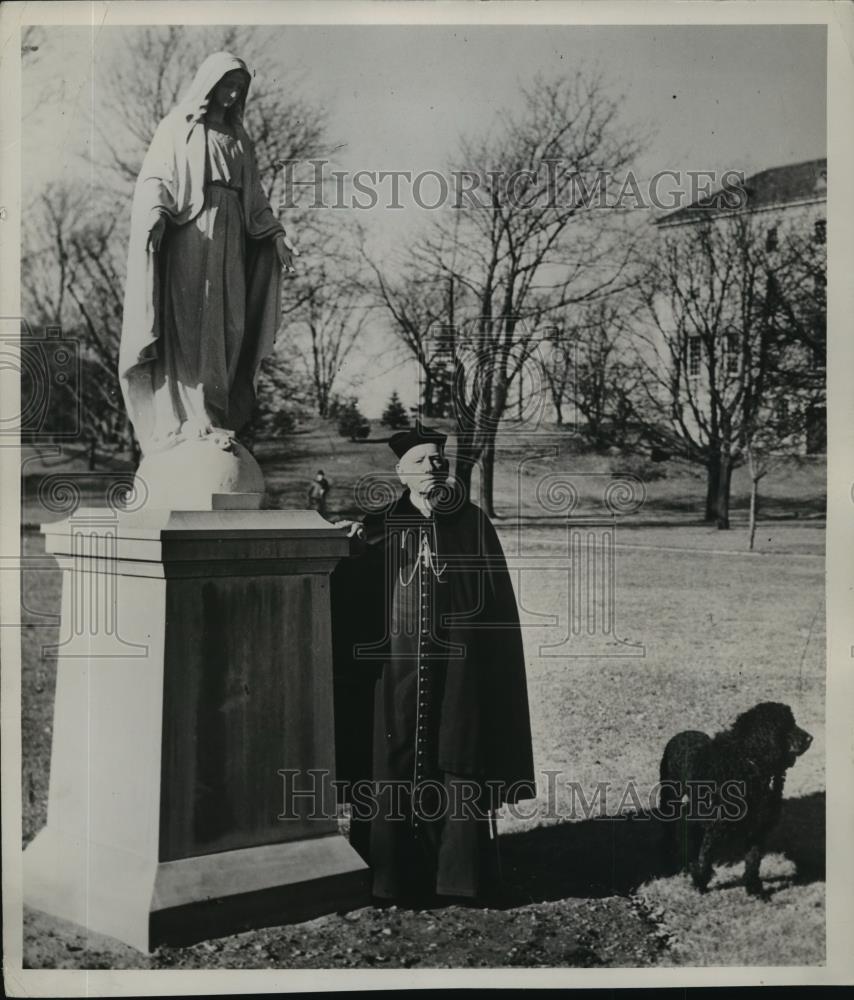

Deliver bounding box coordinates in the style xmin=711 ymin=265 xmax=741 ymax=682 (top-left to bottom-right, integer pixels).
xmin=540 ymin=334 xmax=575 ymax=428
xmin=22 ymin=183 xmax=86 ymax=325
xmin=411 ymin=71 xmax=644 ymax=513
xmin=773 ymin=225 xmax=826 ymax=360
xmin=769 ymin=224 xmax=827 ymax=454
xmin=744 ymin=423 xmax=780 ymax=553
xmin=743 ymin=394 xmax=818 ymax=550
xmin=22 ymin=182 xmax=132 ymax=463
xmin=290 ymin=280 xmax=368 ymax=418
xmin=631 ymin=212 xmax=801 ymax=528
xmin=361 ymin=256 xmax=451 ymax=417
xmin=94 ymin=26 xmax=330 ymax=203
xmin=285 ymin=223 xmax=369 ymax=417
xmin=542 ymin=299 xmax=643 ymax=444
xmin=22 ymin=27 xmax=337 ymax=460
xmin=742 ymin=223 xmax=826 ymax=548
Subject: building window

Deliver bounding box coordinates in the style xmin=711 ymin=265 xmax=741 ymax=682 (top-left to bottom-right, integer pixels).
xmin=765 ymin=226 xmax=778 ymax=252
xmin=814 ymin=219 xmax=826 ymax=244
xmin=812 ymin=323 xmax=826 ymax=369
xmin=766 ymin=272 xmax=780 ymax=311
xmin=806 ymin=404 xmax=826 ymax=454
xmin=687 ymin=336 xmax=701 ymax=378
xmin=724 ymin=331 xmax=740 ymax=374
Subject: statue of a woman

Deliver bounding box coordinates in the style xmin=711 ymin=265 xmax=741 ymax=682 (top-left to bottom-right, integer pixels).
xmin=118 ymin=52 xmax=296 ymax=504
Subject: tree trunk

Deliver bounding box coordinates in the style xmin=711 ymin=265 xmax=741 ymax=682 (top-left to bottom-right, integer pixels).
xmin=705 ymin=458 xmax=720 ymax=522
xmin=481 ymin=431 xmax=497 ymax=518
xmin=479 ymin=366 xmax=510 ymax=516
xmin=746 ymin=443 xmax=763 ymax=551
xmin=453 ymin=439 xmax=477 ymax=500
xmin=422 ymin=369 xmax=434 ymax=418
xmin=748 ymin=475 xmax=759 ymax=551
xmin=451 ymin=375 xmax=480 ymax=502
xmin=454 ymin=457 xmax=473 ymax=496
xmin=715 ymin=455 xmax=733 ymax=530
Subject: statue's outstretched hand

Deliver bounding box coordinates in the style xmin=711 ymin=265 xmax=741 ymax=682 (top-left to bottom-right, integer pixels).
xmin=275 ymin=233 xmax=299 ymax=274
xmin=147 ymin=217 xmax=167 ymax=253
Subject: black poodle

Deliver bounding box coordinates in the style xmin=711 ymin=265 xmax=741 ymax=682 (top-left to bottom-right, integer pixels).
xmin=658 ymin=702 xmax=812 ymax=895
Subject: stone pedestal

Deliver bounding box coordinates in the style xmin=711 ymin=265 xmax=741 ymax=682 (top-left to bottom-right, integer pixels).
xmin=23 ymin=509 xmax=370 ymax=952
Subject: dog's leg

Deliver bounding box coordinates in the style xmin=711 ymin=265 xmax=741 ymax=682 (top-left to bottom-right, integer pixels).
xmin=673 ymin=814 xmax=702 ymax=873
xmin=657 ymin=780 xmax=683 ymax=871
xmin=743 ymin=842 xmax=769 ymax=898
xmin=687 ymin=816 xmax=705 ymax=869
xmin=690 ymin=823 xmax=718 ymax=892
xmin=742 ymin=776 xmax=783 ymax=898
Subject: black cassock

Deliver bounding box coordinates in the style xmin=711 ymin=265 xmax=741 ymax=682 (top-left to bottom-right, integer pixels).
xmin=331 ymin=489 xmax=536 ymax=900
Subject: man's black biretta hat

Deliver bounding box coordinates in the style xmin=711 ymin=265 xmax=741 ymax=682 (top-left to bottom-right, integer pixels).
xmin=389 ymin=421 xmax=447 ymax=460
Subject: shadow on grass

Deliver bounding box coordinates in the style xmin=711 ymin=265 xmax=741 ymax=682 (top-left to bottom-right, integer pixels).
xmin=493 ymin=792 xmax=825 ymax=905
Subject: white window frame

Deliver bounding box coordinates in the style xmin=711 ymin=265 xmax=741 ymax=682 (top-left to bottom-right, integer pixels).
xmin=687 ymin=335 xmax=702 ymax=379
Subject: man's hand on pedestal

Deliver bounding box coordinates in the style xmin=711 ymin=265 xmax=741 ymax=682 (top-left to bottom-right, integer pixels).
xmin=334 ymin=520 xmax=365 ymax=540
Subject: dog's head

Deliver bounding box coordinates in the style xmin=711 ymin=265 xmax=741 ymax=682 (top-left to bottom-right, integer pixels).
xmin=731 ymin=701 xmax=813 ymax=771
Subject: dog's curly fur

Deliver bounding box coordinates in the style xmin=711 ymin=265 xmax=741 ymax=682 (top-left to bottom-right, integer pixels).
xmin=658 ymin=702 xmax=812 ymax=895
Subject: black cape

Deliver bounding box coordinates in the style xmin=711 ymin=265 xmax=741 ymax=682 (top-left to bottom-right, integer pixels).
xmin=331 ymin=490 xmax=536 ymax=805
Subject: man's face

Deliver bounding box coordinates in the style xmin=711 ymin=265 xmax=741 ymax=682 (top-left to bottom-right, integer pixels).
xmin=396 ymin=442 xmax=449 ymax=500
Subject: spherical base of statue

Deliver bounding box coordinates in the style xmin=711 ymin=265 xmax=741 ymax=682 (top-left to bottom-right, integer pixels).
xmin=23 ymin=507 xmax=371 ymax=952
xmin=135 ymin=436 xmax=266 ymax=510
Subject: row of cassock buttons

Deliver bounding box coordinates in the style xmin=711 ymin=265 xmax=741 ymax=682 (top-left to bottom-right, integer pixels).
xmin=414 ymin=543 xmax=431 ymax=826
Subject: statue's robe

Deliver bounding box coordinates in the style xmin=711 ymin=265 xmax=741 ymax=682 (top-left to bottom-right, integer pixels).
xmin=332 ymin=489 xmax=536 ymax=899
xmin=118 ymin=51 xmax=284 ymax=453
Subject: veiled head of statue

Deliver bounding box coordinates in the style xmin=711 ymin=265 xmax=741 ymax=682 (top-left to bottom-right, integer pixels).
xmin=212 ymin=70 xmax=248 ymax=115
xmin=182 ymin=52 xmax=253 ymax=125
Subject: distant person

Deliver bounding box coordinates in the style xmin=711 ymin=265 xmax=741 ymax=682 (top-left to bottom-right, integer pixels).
xmin=308 ymin=470 xmax=330 ymax=515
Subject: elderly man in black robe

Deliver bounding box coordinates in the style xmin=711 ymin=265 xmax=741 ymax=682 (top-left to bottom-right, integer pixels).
xmin=332 ymin=423 xmax=536 ymax=905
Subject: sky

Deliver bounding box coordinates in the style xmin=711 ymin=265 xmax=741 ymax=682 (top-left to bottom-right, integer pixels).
xmin=23 ymin=24 xmax=827 ymax=416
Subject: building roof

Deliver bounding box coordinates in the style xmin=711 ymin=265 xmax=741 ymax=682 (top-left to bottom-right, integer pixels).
xmin=656 ymin=158 xmax=827 ymax=227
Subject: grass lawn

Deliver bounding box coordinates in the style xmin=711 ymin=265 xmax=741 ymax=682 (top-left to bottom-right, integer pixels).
xmin=19 ymin=496 xmax=825 ymax=967
xmin=21 ymin=419 xmax=826 ymax=529
xmin=258 ymin=421 xmax=827 ymax=526
xmin=510 ymin=524 xmax=825 ymax=967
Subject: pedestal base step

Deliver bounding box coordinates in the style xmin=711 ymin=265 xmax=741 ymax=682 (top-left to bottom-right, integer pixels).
xmin=151 ymin=835 xmax=372 ymax=949
xmin=25 ymin=830 xmax=371 ymax=953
